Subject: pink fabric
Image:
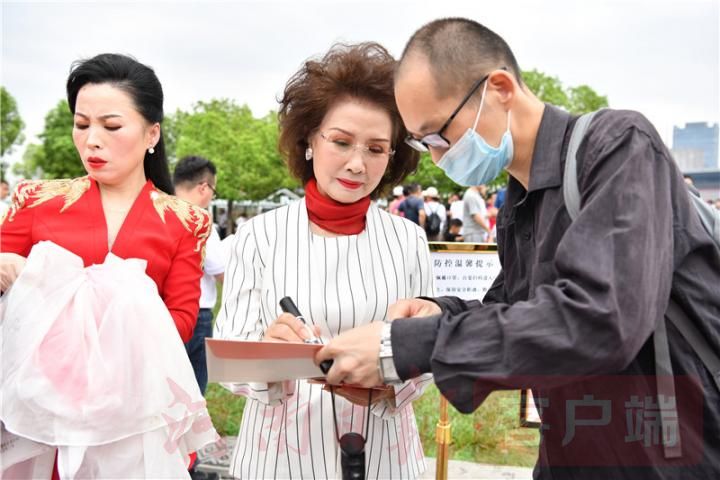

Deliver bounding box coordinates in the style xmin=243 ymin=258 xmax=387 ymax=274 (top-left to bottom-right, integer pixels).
xmin=0 ymin=241 xmax=217 ymax=478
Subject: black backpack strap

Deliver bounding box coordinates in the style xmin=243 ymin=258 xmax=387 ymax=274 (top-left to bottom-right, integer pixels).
xmin=563 ymin=109 xmax=683 ymax=458
xmin=563 ymin=111 xmax=599 ymax=220
xmin=653 ymin=304 xmax=683 ymax=458
xmin=666 ymin=298 xmax=720 ymax=392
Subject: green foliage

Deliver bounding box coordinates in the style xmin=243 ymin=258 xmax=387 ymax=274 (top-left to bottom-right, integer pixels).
xmin=171 ymin=99 xmax=298 ymax=200
xmin=522 ymin=70 xmax=569 ymax=107
xmin=205 ymin=382 xmax=539 ymax=467
xmin=413 ymin=385 xmax=539 ymax=466
xmin=205 ymin=383 xmax=246 ymax=436
xmin=1 ymin=86 xmax=25 ymax=157
xmin=16 ymin=100 xmax=85 ymax=180
xmin=567 ymin=84 xmax=609 ymax=115
xmin=404 ymin=153 xmax=461 ymax=196
xmin=522 ymin=69 xmax=608 ymax=114
xmin=12 ymin=143 xmax=44 ymax=179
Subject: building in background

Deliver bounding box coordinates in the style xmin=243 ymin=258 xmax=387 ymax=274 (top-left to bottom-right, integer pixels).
xmin=672 ymin=122 xmax=719 ymax=171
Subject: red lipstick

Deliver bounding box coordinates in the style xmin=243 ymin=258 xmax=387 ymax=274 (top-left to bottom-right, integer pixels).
xmin=87 ymin=156 xmax=108 ymax=169
xmin=337 ymin=178 xmax=363 ymax=190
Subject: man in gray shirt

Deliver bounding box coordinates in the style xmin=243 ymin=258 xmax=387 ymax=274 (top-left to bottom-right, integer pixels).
xmin=462 ymin=185 xmax=490 ymax=242
xmin=317 ymin=18 xmax=720 ymax=479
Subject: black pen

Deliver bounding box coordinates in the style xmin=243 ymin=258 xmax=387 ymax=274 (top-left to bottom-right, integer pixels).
xmin=279 ymin=296 xmax=333 ymax=374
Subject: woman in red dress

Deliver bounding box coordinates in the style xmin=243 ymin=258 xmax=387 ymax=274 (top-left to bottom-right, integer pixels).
xmin=0 ymin=53 xmax=210 ymax=341
xmin=0 ymin=53 xmax=212 ymax=478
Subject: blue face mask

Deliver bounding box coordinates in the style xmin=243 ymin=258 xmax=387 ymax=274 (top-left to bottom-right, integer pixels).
xmin=437 ymin=82 xmax=513 ymax=187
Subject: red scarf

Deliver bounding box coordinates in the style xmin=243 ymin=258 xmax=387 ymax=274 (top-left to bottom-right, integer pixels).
xmin=305 ymin=178 xmax=371 ymax=235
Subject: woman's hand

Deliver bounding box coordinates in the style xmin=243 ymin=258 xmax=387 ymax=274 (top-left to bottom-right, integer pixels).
xmin=264 ymin=313 xmax=321 ymax=343
xmin=0 ymin=253 xmax=26 ymax=292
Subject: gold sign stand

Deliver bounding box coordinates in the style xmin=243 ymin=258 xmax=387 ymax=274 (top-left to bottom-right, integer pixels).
xmin=435 ymin=395 xmax=452 ymax=480
xmin=427 ymin=242 xmax=500 ymax=480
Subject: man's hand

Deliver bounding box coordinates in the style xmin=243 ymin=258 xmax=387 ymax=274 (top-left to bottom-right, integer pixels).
xmin=315 ymin=321 xmax=385 ymax=387
xmin=264 ymin=313 xmax=320 ymax=343
xmin=387 ymin=298 xmax=441 ymax=321
xmin=0 ymin=253 xmax=26 ymax=292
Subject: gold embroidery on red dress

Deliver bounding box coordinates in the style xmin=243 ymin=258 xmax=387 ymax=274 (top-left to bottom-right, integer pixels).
xmin=2 ymin=177 xmax=91 ymax=224
xmin=149 ymin=189 xmax=210 ymax=254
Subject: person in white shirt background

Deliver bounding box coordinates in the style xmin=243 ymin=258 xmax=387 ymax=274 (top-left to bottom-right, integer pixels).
xmin=0 ymin=180 xmax=10 ymax=219
xmin=447 ymin=192 xmax=464 ymax=233
xmin=173 ymin=155 xmax=226 ymax=396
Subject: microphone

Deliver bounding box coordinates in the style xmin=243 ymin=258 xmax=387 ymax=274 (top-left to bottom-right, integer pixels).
xmin=339 ymin=432 xmax=366 ymax=480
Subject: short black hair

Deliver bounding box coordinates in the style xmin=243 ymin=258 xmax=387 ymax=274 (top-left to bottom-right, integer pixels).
xmin=173 ymin=155 xmax=217 ymax=187
xmin=449 ymin=218 xmax=463 ymax=228
xmin=407 ymin=183 xmax=422 ymax=194
xmin=399 ymin=18 xmax=522 ymax=100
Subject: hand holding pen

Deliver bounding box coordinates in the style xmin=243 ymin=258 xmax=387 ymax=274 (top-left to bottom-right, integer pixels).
xmin=279 ymin=296 xmax=334 ymax=375
xmin=264 ymin=297 xmax=322 ymax=344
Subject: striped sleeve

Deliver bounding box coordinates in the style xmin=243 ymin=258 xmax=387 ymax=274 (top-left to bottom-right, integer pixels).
xmin=412 ymin=228 xmax=435 ymax=298
xmin=371 ymin=223 xmax=435 ymax=419
xmin=214 ymin=219 xmax=295 ymax=406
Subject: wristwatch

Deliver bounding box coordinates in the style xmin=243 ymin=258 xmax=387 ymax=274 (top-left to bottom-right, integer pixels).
xmin=378 ymin=322 xmax=402 ymax=384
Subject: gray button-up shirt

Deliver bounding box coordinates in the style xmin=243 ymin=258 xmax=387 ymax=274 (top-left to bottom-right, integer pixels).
xmin=393 ymin=105 xmax=720 ymax=478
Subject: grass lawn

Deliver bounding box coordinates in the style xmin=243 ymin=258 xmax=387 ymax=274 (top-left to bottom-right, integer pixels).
xmin=205 ymin=382 xmax=539 ymax=467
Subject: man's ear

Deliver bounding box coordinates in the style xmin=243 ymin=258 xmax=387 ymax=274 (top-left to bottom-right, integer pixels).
xmin=487 ymin=69 xmax=517 ymax=108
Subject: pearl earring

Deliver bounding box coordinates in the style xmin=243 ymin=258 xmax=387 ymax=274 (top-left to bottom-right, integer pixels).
xmin=305 ymin=147 xmax=313 ymax=161
xmin=148 ymin=146 xmax=155 ymax=154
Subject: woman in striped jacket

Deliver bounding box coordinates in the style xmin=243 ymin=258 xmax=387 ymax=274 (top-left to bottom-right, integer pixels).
xmin=215 ymin=42 xmax=434 ymax=479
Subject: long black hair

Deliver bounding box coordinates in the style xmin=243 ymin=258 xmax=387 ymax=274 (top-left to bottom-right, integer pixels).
xmin=66 ymin=53 xmax=173 ymax=194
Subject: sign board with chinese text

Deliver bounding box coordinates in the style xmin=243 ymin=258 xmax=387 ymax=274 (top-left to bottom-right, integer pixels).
xmin=428 ymin=242 xmax=540 ymax=428
xmin=428 ymin=242 xmax=501 ymax=298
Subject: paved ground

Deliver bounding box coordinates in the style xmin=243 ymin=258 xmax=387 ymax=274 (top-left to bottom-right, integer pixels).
xmin=421 ymin=457 xmax=533 ymax=479
xmin=195 ymin=437 xmax=534 ymax=479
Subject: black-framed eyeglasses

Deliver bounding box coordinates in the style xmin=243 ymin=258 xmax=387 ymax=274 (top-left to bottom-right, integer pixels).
xmin=203 ymin=182 xmax=217 ymax=199
xmin=404 ymin=68 xmax=505 ymax=152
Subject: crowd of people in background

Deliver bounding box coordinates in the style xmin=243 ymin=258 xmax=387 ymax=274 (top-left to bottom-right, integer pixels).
xmin=371 ymin=182 xmax=505 ymax=243
xmin=188 ymin=178 xmax=720 ymax=246
xmin=3 ymin=175 xmax=719 ymax=248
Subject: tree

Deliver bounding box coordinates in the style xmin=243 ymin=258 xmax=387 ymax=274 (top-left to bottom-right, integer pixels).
xmin=567 ymin=85 xmax=609 ymax=115
xmin=10 ymin=100 xmax=82 ymax=180
xmin=1 ymin=86 xmax=25 ymax=157
xmin=31 ymin=100 xmax=85 ymax=179
xmin=404 ymin=154 xmax=463 ymax=197
xmin=172 ymin=99 xmax=298 ymax=201
xmin=12 ymin=143 xmax=44 ymax=179
xmin=522 ymin=70 xmax=570 ymax=108
xmin=522 ymin=69 xmax=608 ymax=114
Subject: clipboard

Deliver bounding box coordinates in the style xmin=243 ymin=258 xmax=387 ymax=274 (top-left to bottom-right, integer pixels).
xmin=206 ymin=338 xmax=326 ymax=383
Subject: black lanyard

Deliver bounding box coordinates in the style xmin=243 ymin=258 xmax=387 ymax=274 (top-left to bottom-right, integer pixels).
xmin=329 ymin=386 xmax=373 ymax=480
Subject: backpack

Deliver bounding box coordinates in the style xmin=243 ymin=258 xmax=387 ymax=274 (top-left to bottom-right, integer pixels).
xmin=564 ymin=110 xmax=720 ymax=459
xmin=425 ymin=207 xmax=442 ymax=236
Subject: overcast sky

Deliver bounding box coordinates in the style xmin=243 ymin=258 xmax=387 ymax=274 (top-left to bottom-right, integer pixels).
xmin=2 ymin=0 xmax=718 ymax=178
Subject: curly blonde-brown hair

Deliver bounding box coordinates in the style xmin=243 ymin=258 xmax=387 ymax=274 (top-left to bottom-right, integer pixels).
xmin=278 ymin=42 xmax=419 ymax=199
